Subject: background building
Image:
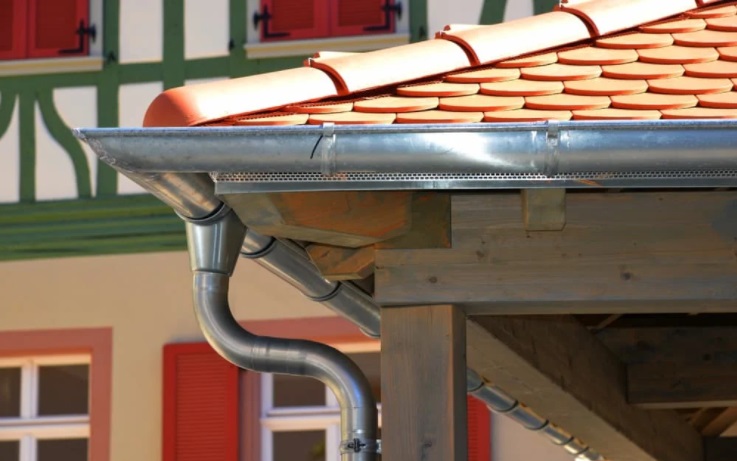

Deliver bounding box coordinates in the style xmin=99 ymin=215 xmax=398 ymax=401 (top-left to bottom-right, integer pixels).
xmin=0 ymin=0 xmax=572 ymax=460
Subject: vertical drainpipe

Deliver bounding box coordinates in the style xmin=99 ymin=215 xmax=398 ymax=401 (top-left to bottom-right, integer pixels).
xmin=184 ymin=205 xmax=380 ymax=461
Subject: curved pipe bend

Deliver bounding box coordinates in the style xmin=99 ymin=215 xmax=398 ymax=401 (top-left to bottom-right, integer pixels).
xmin=187 ymin=210 xmax=379 ymax=460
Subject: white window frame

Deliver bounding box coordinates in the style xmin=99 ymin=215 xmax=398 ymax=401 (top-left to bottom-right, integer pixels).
xmin=244 ymin=0 xmax=410 ymax=59
xmin=0 ymin=354 xmax=91 ymax=461
xmin=259 ymin=342 xmax=382 ymax=461
xmin=0 ymin=0 xmax=104 ymax=77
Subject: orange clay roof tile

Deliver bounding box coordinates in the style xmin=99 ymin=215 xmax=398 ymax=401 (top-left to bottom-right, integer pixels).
xmin=639 ymin=18 xmax=707 ymax=34
xmin=438 ymin=12 xmax=591 ymax=65
xmin=145 ymin=0 xmax=737 ymax=129
xmin=558 ymin=0 xmax=698 ymax=36
xmin=697 ymin=91 xmax=737 ymax=106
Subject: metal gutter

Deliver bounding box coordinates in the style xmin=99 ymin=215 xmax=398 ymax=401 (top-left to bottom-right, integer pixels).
xmin=76 ymin=120 xmax=737 ymax=191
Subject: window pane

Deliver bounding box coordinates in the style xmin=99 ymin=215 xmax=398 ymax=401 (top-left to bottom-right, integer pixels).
xmin=0 ymin=367 xmax=21 ymax=417
xmin=37 ymin=438 xmax=87 ymax=461
xmin=273 ymin=431 xmax=325 ymax=461
xmin=0 ymin=440 xmax=19 ymax=461
xmin=347 ymin=352 xmax=381 ymax=403
xmin=273 ymin=374 xmax=325 ymax=407
xmin=38 ymin=364 xmax=89 ymax=416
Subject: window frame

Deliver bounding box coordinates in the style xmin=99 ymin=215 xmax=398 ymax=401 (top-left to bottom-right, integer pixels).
xmin=244 ymin=0 xmax=410 ymax=59
xmin=0 ymin=328 xmax=112 ymax=461
xmin=0 ymin=0 xmax=104 ymax=76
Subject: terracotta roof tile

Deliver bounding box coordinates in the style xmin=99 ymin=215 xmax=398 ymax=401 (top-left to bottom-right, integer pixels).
xmin=395 ymin=110 xmax=484 ymax=123
xmin=438 ymin=94 xmax=525 ymax=111
xmin=637 ymin=45 xmax=719 ymax=64
xmin=558 ymin=0 xmax=697 ymax=35
xmin=557 ymin=46 xmax=639 ymax=65
xmin=148 ymin=0 xmax=737 ymax=129
xmin=525 ymin=94 xmax=611 ymax=110
xmin=697 ymin=91 xmax=737 ymax=106
xmin=684 ymin=59 xmax=737 ymax=76
xmin=309 ymin=40 xmax=472 ymax=94
xmin=563 ymin=78 xmax=648 ymax=95
xmin=483 ymin=109 xmax=573 ymax=122
xmin=673 ymin=29 xmax=737 ymax=46
xmin=647 ymin=75 xmax=733 ymax=93
xmin=684 ymin=4 xmax=737 ymax=17
xmin=444 ymin=67 xmax=521 ymax=83
xmin=601 ymin=62 xmax=685 ymax=79
xmin=639 ymin=18 xmax=706 ymax=33
xmin=353 ymin=96 xmax=439 ymax=113
xmin=496 ymin=52 xmax=559 ymax=68
xmin=596 ymin=32 xmax=675 ymax=49
xmin=661 ymin=106 xmax=737 ymax=117
xmin=438 ymin=12 xmax=591 ymax=65
xmin=611 ymin=93 xmax=698 ymax=109
xmin=520 ymin=63 xmax=602 ymax=81
xmin=705 ymin=16 xmax=737 ymax=30
xmin=572 ymin=108 xmax=662 ymax=119
xmin=480 ymin=80 xmax=564 ymax=96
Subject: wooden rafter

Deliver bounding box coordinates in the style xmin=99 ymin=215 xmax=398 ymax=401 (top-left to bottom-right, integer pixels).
xmin=466 ymin=315 xmax=703 ymax=461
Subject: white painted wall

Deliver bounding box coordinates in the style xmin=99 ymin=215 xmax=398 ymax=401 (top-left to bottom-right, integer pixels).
xmin=34 ymin=103 xmax=78 ymax=201
xmin=504 ymin=0 xmax=535 ymax=21
xmin=119 ymin=0 xmax=164 ymax=63
xmin=185 ymin=0 xmax=230 ymax=59
xmin=0 ymin=99 xmax=20 ymax=203
xmin=54 ymin=87 xmax=98 ymax=196
xmin=427 ymin=0 xmax=484 ymax=35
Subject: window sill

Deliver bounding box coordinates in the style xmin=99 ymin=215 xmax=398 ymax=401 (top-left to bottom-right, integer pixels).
xmin=244 ymin=33 xmax=411 ymax=59
xmin=0 ymin=56 xmax=104 ymax=77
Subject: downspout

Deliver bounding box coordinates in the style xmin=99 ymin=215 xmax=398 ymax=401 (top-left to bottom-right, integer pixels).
xmin=170 ymin=191 xmax=379 ymax=460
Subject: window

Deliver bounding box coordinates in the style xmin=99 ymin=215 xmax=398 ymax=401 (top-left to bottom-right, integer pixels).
xmin=245 ymin=0 xmax=410 ymax=59
xmin=0 ymin=355 xmax=91 ymax=461
xmin=0 ymin=0 xmax=95 ymax=61
xmin=254 ymin=0 xmax=399 ymax=42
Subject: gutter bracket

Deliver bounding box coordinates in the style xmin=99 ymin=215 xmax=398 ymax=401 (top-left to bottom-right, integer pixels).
xmin=318 ymin=122 xmax=337 ymax=176
xmin=544 ymin=120 xmax=561 ymax=178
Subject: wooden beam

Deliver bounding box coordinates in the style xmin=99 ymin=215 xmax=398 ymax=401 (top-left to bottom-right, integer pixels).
xmin=376 ymin=192 xmax=452 ymax=250
xmin=381 ymin=305 xmax=467 ymax=461
xmin=705 ymin=438 xmax=737 ymax=461
xmin=305 ymin=244 xmax=374 ymax=281
xmin=376 ymin=191 xmax=737 ymax=312
xmin=692 ymin=408 xmax=737 ymax=436
xmin=521 ymin=188 xmax=566 ymax=231
xmin=467 ymin=315 xmax=703 ymax=461
xmin=223 ymin=191 xmax=413 ymax=247
xmin=597 ymin=327 xmax=737 ymax=408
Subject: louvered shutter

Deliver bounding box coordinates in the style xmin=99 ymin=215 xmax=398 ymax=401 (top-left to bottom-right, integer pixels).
xmin=0 ymin=0 xmax=26 ymax=60
xmin=330 ymin=0 xmax=394 ymax=36
xmin=258 ymin=0 xmax=329 ymax=41
xmin=28 ymin=0 xmax=89 ymax=58
xmin=163 ymin=343 xmax=239 ymax=461
xmin=468 ymin=396 xmax=492 ymax=461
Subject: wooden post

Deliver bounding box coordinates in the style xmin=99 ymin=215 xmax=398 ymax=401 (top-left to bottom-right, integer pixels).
xmin=381 ymin=305 xmax=467 ymax=461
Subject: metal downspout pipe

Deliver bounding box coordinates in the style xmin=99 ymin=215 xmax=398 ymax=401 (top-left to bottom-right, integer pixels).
xmin=170 ymin=192 xmax=379 ymax=461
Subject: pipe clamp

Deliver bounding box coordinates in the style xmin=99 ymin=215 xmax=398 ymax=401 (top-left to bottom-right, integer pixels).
xmin=340 ymin=438 xmax=381 ymax=455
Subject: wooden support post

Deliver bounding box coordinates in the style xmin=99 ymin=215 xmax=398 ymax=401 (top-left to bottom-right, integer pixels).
xmin=381 ymin=305 xmax=467 ymax=461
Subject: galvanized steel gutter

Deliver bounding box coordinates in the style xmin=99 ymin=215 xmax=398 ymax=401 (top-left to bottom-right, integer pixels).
xmin=74 ymin=118 xmax=737 ymax=461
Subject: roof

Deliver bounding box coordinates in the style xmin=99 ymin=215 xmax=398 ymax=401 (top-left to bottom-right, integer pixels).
xmin=144 ymin=0 xmax=737 ymax=127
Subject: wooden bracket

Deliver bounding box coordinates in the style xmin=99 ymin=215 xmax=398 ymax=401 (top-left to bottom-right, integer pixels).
xmin=306 ymin=244 xmax=375 ymax=281
xmin=521 ymin=188 xmax=566 ymax=231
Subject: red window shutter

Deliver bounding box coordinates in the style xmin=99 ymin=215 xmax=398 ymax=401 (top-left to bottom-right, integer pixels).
xmin=0 ymin=0 xmax=26 ymax=60
xmin=468 ymin=396 xmax=492 ymax=461
xmin=28 ymin=0 xmax=89 ymax=58
xmin=258 ymin=0 xmax=329 ymax=41
xmin=163 ymin=343 xmax=240 ymax=461
xmin=330 ymin=0 xmax=395 ymax=37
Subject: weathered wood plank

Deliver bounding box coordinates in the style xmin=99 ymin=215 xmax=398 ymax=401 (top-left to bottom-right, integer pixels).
xmin=597 ymin=327 xmax=737 ymax=408
xmin=376 ymin=192 xmax=452 ymax=250
xmin=224 ymin=191 xmax=413 ymax=247
xmin=704 ymin=437 xmax=737 ymax=461
xmin=467 ymin=315 xmax=703 ymax=461
xmin=376 ymin=191 xmax=737 ymax=311
xmin=305 ymin=244 xmax=374 ymax=281
xmin=381 ymin=305 xmax=467 ymax=461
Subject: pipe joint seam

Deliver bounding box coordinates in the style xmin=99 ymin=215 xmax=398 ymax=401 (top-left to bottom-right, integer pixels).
xmin=177 ymin=201 xmax=230 ymax=224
